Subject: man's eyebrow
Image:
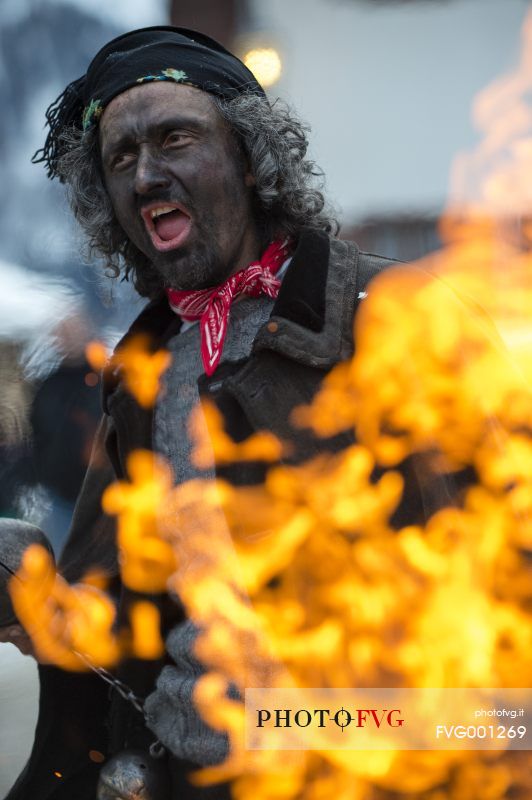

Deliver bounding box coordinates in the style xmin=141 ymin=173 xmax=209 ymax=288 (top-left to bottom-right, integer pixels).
xmin=101 ymin=115 xmax=209 ymax=157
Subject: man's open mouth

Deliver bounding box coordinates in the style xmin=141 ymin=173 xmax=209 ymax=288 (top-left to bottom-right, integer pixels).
xmin=141 ymin=202 xmax=192 ymax=252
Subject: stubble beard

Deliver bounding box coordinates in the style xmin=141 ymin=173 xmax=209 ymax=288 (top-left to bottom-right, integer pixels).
xmin=152 ymin=234 xmax=233 ymax=291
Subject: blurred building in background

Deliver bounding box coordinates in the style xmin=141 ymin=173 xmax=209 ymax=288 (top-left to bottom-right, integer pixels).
xmin=171 ymin=0 xmax=241 ymax=46
xmin=170 ymin=0 xmax=527 ymax=260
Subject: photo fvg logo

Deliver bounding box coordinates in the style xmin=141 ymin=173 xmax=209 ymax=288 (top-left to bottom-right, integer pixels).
xmin=246 ymin=688 xmax=531 ymax=750
xmin=256 ymin=707 xmax=404 ymax=729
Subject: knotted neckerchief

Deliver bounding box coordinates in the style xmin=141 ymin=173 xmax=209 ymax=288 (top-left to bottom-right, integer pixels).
xmin=166 ymin=239 xmax=292 ymax=376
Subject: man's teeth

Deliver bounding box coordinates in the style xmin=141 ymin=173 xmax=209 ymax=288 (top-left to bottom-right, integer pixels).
xmin=150 ymin=206 xmax=177 ymax=220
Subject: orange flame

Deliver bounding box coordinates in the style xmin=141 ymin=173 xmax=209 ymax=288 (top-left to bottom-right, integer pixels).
xmin=9 ymin=542 xmax=167 ymax=670
xmin=190 ymin=401 xmax=285 ymax=469
xmin=114 ymin=334 xmax=171 ymax=409
xmin=85 ymin=340 xmax=109 ymax=372
xmin=102 ymin=449 xmax=178 ymax=593
xmin=86 ymin=335 xmax=171 ymax=409
xmin=9 ymin=544 xmax=119 ymax=670
xmin=130 ymin=601 xmax=164 ymax=660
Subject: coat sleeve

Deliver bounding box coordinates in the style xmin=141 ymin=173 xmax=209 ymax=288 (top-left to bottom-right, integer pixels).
xmin=58 ymin=413 xmax=119 ymax=583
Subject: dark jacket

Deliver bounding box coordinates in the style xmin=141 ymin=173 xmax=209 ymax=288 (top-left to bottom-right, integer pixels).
xmin=7 ymin=230 xmax=400 ymax=800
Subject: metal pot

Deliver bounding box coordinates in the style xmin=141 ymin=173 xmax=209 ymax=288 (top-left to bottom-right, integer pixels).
xmin=97 ymin=749 xmax=172 ymax=800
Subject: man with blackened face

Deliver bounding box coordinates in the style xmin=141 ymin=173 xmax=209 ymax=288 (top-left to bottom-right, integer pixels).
xmin=100 ymin=81 xmax=260 ymax=292
xmin=3 ymin=25 xmax=396 ymax=800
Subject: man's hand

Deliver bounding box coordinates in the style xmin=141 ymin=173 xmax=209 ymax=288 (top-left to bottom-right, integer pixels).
xmin=0 ymin=623 xmax=36 ymax=658
xmin=0 ymin=519 xmax=55 ymax=661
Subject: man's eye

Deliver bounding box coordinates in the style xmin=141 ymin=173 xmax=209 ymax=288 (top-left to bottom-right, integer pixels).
xmin=163 ymin=132 xmax=190 ymax=148
xmin=110 ymin=153 xmax=136 ymax=171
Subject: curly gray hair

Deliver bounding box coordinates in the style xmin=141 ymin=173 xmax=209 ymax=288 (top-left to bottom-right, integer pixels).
xmin=57 ymin=93 xmax=339 ymax=298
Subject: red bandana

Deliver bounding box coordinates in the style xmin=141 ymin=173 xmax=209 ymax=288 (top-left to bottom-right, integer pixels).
xmin=166 ymin=239 xmax=292 ymax=376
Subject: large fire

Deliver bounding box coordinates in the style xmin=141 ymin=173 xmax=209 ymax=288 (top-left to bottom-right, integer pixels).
xmin=9 ymin=10 xmax=532 ymax=800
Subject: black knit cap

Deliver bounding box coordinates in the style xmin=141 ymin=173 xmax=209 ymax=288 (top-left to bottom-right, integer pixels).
xmin=32 ymin=25 xmax=267 ymax=180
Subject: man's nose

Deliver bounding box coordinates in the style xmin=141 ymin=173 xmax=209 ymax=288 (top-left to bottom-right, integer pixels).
xmin=134 ymin=148 xmax=170 ymax=195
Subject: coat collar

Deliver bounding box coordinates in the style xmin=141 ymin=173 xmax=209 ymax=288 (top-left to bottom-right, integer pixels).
xmin=253 ymin=228 xmax=360 ymax=368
